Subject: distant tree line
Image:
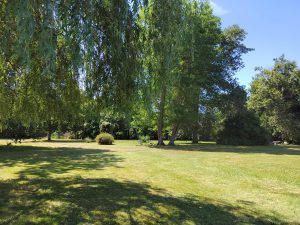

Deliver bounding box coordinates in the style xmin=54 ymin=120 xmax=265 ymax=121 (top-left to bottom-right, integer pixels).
xmin=0 ymin=1 xmax=298 ymax=145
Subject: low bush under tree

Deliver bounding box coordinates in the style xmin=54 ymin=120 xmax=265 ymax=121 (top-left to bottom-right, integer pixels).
xmin=95 ymin=133 xmax=115 ymax=145
xmin=217 ymin=111 xmax=270 ymax=146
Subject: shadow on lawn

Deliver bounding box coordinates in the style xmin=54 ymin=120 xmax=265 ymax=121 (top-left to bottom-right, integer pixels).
xmin=41 ymin=139 xmax=86 ymax=143
xmin=0 ymin=177 xmax=286 ymax=225
xmin=0 ymin=144 xmax=292 ymax=224
xmin=0 ymin=145 xmax=123 ymax=177
xmin=150 ymin=144 xmax=300 ymax=156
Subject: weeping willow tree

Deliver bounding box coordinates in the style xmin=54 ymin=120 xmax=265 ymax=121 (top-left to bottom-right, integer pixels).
xmin=0 ymin=0 xmax=143 ymax=139
xmin=0 ymin=1 xmax=77 ymax=139
xmin=79 ymin=0 xmax=143 ymax=110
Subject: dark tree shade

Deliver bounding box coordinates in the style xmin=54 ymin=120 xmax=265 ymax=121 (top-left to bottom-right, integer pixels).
xmin=217 ymin=110 xmax=270 ymax=146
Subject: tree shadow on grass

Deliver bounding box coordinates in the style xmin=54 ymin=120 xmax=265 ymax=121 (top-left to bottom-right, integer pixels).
xmin=149 ymin=143 xmax=300 ymax=156
xmin=0 ymin=177 xmax=287 ymax=225
xmin=41 ymin=139 xmax=86 ymax=143
xmin=0 ymin=145 xmax=292 ymax=224
xmin=0 ymin=145 xmax=123 ymax=177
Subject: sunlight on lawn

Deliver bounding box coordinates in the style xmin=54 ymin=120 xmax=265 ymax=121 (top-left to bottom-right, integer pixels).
xmin=0 ymin=140 xmax=299 ymax=224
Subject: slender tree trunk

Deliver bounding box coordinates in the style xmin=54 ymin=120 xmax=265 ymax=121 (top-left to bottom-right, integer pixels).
xmin=157 ymin=87 xmax=166 ymax=146
xmin=192 ymin=101 xmax=199 ymax=144
xmin=190 ymin=24 xmax=198 ymax=144
xmin=168 ymin=123 xmax=179 ymax=146
xmin=47 ymin=121 xmax=52 ymax=141
xmin=47 ymin=130 xmax=52 ymax=141
xmin=192 ymin=125 xmax=198 ymax=144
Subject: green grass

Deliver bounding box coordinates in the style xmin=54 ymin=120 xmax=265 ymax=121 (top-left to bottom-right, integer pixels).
xmin=0 ymin=140 xmax=299 ymax=225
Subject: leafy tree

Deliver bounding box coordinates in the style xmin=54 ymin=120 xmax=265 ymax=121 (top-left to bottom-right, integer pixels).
xmin=248 ymin=56 xmax=300 ymax=143
xmin=167 ymin=2 xmax=252 ymax=145
xmin=216 ymin=110 xmax=270 ymax=146
xmin=0 ymin=121 xmax=45 ymax=143
xmin=216 ymin=84 xmax=270 ymax=146
xmin=167 ymin=1 xmax=216 ymax=145
xmin=0 ymin=0 xmax=255 ymax=146
xmin=141 ymin=0 xmax=183 ymax=145
xmin=218 ymin=82 xmax=248 ymax=118
xmin=0 ymin=0 xmax=142 ymax=140
xmin=0 ymin=1 xmax=82 ymax=140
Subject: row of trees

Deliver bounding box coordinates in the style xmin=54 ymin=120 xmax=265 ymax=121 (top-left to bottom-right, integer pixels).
xmin=1 ymin=1 xmax=298 ymax=145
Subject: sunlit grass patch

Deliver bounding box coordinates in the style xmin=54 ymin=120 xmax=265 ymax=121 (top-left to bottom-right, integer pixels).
xmin=0 ymin=140 xmax=299 ymax=224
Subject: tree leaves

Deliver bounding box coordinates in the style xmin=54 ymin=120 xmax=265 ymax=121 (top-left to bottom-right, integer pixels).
xmin=249 ymin=56 xmax=300 ymax=143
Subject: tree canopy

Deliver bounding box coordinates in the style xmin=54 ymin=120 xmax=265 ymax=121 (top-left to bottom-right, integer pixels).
xmin=0 ymin=0 xmax=264 ymax=145
xmin=249 ymin=56 xmax=300 ymax=144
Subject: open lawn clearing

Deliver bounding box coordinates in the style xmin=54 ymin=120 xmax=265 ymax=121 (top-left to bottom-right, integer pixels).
xmin=0 ymin=140 xmax=299 ymax=224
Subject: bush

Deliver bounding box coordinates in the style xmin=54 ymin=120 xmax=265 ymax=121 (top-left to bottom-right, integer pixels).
xmin=51 ymin=131 xmax=62 ymax=139
xmin=95 ymin=133 xmax=114 ymax=145
xmin=138 ymin=135 xmax=150 ymax=145
xmin=84 ymin=137 xmax=93 ymax=143
xmin=82 ymin=120 xmax=100 ymax=139
xmin=0 ymin=121 xmax=46 ymax=143
xmin=217 ymin=111 xmax=270 ymax=146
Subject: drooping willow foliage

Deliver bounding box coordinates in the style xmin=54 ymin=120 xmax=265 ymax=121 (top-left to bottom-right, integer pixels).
xmin=0 ymin=0 xmax=144 ymax=127
xmin=0 ymin=0 xmax=252 ymax=144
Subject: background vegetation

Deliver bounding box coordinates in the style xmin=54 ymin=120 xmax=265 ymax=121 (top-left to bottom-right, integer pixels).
xmin=0 ymin=0 xmax=299 ymax=145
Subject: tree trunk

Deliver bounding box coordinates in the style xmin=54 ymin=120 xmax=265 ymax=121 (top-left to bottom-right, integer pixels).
xmin=168 ymin=123 xmax=179 ymax=146
xmin=47 ymin=121 xmax=52 ymax=141
xmin=192 ymin=102 xmax=199 ymax=144
xmin=157 ymin=87 xmax=166 ymax=146
xmin=47 ymin=130 xmax=52 ymax=141
xmin=192 ymin=125 xmax=198 ymax=144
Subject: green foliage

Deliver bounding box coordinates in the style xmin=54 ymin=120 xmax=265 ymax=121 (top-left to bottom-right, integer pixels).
xmin=51 ymin=132 xmax=63 ymax=140
xmin=138 ymin=135 xmax=150 ymax=145
xmin=248 ymin=56 xmax=300 ymax=143
xmin=84 ymin=137 xmax=93 ymax=143
xmin=0 ymin=0 xmax=142 ymax=139
xmin=218 ymin=83 xmax=248 ymax=118
xmin=140 ymin=0 xmax=184 ymax=145
xmin=0 ymin=121 xmax=45 ymax=142
xmin=82 ymin=121 xmax=100 ymax=139
xmin=96 ymin=132 xmax=114 ymax=145
xmin=165 ymin=2 xmax=252 ymax=145
xmin=100 ymin=121 xmax=113 ymax=134
xmin=0 ymin=0 xmax=254 ymax=146
xmin=217 ymin=110 xmax=270 ymax=146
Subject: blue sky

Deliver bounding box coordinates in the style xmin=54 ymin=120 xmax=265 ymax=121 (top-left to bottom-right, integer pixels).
xmin=211 ymin=0 xmax=300 ymax=88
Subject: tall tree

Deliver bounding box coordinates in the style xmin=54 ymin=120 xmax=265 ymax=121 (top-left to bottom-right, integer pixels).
xmin=142 ymin=0 xmax=183 ymax=145
xmin=178 ymin=1 xmax=222 ymax=144
xmin=248 ymin=56 xmax=300 ymax=143
xmin=0 ymin=0 xmax=143 ymax=139
xmin=167 ymin=2 xmax=252 ymax=145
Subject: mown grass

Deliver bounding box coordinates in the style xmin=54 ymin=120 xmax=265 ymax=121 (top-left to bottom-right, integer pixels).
xmin=0 ymin=140 xmax=299 ymax=224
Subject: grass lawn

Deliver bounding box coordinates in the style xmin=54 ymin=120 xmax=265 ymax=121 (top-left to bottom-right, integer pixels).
xmin=0 ymin=140 xmax=299 ymax=225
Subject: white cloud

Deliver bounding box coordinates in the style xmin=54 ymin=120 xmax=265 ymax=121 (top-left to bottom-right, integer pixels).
xmin=210 ymin=1 xmax=229 ymax=16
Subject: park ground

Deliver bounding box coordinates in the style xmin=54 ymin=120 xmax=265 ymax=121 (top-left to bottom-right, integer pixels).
xmin=0 ymin=140 xmax=299 ymax=225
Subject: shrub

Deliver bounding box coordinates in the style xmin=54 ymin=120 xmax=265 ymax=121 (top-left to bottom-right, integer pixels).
xmin=138 ymin=135 xmax=150 ymax=145
xmin=51 ymin=131 xmax=62 ymax=139
xmin=82 ymin=120 xmax=100 ymax=139
xmin=84 ymin=137 xmax=93 ymax=143
xmin=96 ymin=133 xmax=114 ymax=145
xmin=217 ymin=110 xmax=270 ymax=146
